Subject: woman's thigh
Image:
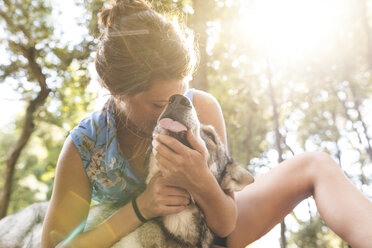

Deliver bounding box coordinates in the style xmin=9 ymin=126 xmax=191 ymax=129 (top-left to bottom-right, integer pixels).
xmin=226 ymin=152 xmax=318 ymax=248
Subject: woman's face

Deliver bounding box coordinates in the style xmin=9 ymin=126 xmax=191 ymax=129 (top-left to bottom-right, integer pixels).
xmin=119 ymin=78 xmax=188 ymax=134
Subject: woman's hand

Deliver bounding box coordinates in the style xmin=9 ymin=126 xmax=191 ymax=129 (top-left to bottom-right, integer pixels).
xmin=151 ymin=129 xmax=211 ymax=192
xmin=136 ymin=173 xmax=190 ymax=220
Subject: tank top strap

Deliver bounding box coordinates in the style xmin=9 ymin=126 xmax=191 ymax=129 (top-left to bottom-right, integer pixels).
xmin=184 ymin=88 xmax=195 ymax=103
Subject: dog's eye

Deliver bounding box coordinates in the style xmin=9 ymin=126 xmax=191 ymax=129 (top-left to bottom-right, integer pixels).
xmin=205 ymin=131 xmax=216 ymax=144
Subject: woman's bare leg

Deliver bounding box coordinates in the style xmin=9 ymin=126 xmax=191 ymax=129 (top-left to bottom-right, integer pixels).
xmin=227 ymin=152 xmax=372 ymax=248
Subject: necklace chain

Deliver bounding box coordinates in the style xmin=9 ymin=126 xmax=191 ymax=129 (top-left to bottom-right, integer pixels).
xmin=115 ymin=114 xmax=153 ymax=140
xmin=124 ymin=121 xmax=153 ymax=140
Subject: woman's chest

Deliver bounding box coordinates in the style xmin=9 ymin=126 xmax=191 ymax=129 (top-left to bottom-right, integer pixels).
xmin=116 ymin=131 xmax=151 ymax=182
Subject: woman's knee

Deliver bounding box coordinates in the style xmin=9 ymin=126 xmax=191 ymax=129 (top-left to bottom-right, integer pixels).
xmin=297 ymin=151 xmax=340 ymax=183
xmin=281 ymin=152 xmax=339 ymax=193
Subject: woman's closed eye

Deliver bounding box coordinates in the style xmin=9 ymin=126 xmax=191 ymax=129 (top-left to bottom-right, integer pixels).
xmin=153 ymin=103 xmax=166 ymax=109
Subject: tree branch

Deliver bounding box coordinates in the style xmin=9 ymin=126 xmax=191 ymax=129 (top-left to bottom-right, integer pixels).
xmin=0 ymin=41 xmax=50 ymax=218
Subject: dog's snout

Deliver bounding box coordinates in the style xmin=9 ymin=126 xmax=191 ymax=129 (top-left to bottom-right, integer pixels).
xmin=180 ymin=97 xmax=191 ymax=107
xmin=169 ymin=95 xmax=177 ymax=104
xmin=168 ymin=94 xmax=191 ymax=108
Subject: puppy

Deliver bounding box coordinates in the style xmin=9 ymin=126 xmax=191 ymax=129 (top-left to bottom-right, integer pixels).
xmin=84 ymin=94 xmax=254 ymax=248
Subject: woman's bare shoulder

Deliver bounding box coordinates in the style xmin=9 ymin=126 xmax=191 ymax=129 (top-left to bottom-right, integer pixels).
xmin=51 ymin=135 xmax=92 ymax=202
xmin=192 ymin=89 xmax=227 ymax=145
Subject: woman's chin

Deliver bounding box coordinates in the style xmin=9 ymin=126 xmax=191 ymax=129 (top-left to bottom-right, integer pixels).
xmin=141 ymin=123 xmax=157 ymax=135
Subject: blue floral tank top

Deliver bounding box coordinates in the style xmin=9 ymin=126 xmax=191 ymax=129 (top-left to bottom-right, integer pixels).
xmin=70 ymin=89 xmax=194 ymax=204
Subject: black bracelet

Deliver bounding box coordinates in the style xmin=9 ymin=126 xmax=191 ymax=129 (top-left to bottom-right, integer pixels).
xmin=132 ymin=197 xmax=148 ymax=223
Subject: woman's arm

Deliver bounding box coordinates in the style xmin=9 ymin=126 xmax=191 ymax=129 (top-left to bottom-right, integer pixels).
xmin=42 ymin=136 xmax=189 ymax=248
xmin=191 ymin=90 xmax=237 ymax=237
xmin=153 ymin=90 xmax=237 ymax=237
xmin=41 ymin=136 xmax=143 ymax=248
xmin=41 ymin=135 xmax=93 ymax=247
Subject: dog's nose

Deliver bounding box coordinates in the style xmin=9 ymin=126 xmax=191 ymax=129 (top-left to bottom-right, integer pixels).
xmin=169 ymin=94 xmax=191 ymax=107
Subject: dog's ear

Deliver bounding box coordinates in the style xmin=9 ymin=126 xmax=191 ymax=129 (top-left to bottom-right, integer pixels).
xmin=221 ymin=160 xmax=254 ymax=192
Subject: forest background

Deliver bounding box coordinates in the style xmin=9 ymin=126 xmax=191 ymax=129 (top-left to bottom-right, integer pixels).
xmin=1 ymin=0 xmax=372 ymax=247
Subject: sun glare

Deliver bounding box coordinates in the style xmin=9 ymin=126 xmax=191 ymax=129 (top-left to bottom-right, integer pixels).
xmin=244 ymin=0 xmax=345 ymax=60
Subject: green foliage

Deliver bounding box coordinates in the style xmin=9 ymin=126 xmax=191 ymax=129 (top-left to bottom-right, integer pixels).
xmin=209 ymin=64 xmax=271 ymax=167
xmin=0 ymin=122 xmax=66 ymax=214
xmin=288 ymin=214 xmax=349 ymax=248
xmin=0 ymin=0 xmax=99 ymax=214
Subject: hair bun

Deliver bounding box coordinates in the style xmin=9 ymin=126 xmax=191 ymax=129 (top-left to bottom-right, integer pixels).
xmin=99 ymin=0 xmax=151 ymax=28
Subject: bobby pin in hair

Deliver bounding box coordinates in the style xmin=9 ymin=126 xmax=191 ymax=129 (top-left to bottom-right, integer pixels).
xmin=108 ymin=29 xmax=150 ymax=37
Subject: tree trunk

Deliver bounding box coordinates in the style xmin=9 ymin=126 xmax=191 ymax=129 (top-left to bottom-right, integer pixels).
xmin=280 ymin=221 xmax=287 ymax=248
xmin=334 ymin=82 xmax=371 ymax=185
xmin=266 ymin=56 xmax=286 ymax=248
xmin=0 ymin=45 xmax=50 ymax=219
xmin=331 ymin=111 xmax=342 ymax=167
xmin=348 ymin=83 xmax=372 ymax=161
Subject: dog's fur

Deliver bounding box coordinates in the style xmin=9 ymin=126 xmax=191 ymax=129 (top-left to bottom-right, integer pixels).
xmin=0 ymin=94 xmax=254 ymax=248
xmin=0 ymin=201 xmax=48 ymax=248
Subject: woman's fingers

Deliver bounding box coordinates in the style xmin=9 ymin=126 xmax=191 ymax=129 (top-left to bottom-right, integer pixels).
xmin=161 ymin=205 xmax=186 ymax=215
xmin=154 ymin=130 xmax=207 ymax=155
xmin=154 ymin=134 xmax=190 ymax=155
xmin=152 ymin=131 xmax=210 ymax=192
xmin=153 ymin=132 xmax=207 ymax=165
xmin=152 ymin=138 xmax=181 ymax=162
xmin=164 ymin=186 xmax=190 ymax=198
xmin=162 ymin=194 xmax=190 ymax=206
xmin=154 ymin=152 xmax=177 ymax=175
xmin=152 ymin=139 xmax=186 ymax=178
xmin=186 ymin=129 xmax=207 ymax=155
xmin=155 ymin=176 xmax=191 ymax=201
xmin=141 ymin=175 xmax=190 ymax=218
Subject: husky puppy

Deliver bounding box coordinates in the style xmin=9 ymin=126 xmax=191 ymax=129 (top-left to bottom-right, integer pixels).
xmin=84 ymin=94 xmax=254 ymax=248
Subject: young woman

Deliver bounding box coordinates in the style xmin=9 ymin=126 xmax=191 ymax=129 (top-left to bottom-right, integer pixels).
xmin=41 ymin=1 xmax=372 ymax=247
